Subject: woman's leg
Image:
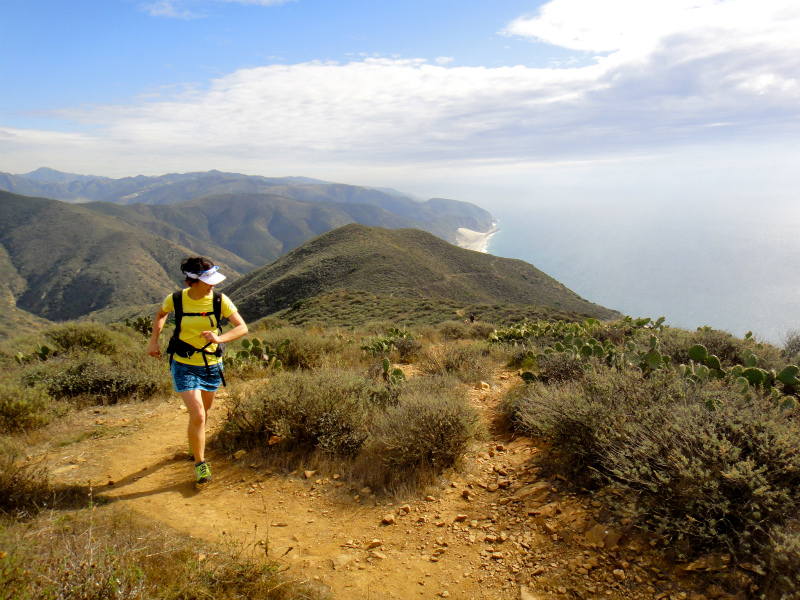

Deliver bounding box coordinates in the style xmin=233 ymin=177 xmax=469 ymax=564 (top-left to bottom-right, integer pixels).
xmin=181 ymin=389 xmax=206 ymax=463
xmin=180 ymin=388 xmax=217 ymax=463
xmin=201 ymin=389 xmax=216 ymax=422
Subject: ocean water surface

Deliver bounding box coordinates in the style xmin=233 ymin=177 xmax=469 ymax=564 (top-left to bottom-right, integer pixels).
xmin=485 ymin=199 xmax=800 ymax=346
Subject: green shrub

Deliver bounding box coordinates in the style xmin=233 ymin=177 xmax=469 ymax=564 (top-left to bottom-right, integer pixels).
xmin=372 ymin=376 xmax=478 ymax=473
xmin=536 ymin=351 xmax=588 ymax=384
xmin=25 ymin=354 xmax=168 ymax=404
xmin=785 ymin=330 xmax=800 ymax=361
xmin=508 ymin=368 xmax=800 ymax=562
xmin=44 ymin=322 xmax=118 ymax=355
xmin=259 ymin=327 xmax=358 ymax=369
xmin=419 ymin=341 xmax=494 ymax=383
xmin=394 ymin=335 xmax=422 ymax=362
xmin=217 ymin=369 xmax=374 ymax=456
xmin=0 ymin=380 xmax=53 ymax=433
xmin=468 ymin=321 xmax=498 ymax=340
xmin=759 ymin=521 xmax=800 ymax=600
xmin=438 ymin=320 xmax=472 ymax=340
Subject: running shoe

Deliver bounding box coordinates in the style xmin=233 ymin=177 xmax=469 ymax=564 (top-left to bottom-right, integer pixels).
xmin=195 ymin=461 xmax=212 ymax=484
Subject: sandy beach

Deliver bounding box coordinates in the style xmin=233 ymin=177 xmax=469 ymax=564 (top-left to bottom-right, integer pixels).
xmin=456 ymin=226 xmax=500 ymax=252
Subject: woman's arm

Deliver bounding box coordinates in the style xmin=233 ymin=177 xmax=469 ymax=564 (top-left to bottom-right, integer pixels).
xmin=201 ymin=311 xmax=248 ymax=344
xmin=147 ymin=307 xmax=170 ymax=358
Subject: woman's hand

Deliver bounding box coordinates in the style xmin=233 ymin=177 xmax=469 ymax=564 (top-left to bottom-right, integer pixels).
xmin=148 ymin=307 xmax=169 ymax=359
xmin=147 ymin=340 xmax=162 ymax=359
xmin=201 ymin=330 xmax=221 ymax=344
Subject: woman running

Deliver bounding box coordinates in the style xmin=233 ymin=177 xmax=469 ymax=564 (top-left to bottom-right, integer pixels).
xmin=147 ymin=256 xmax=248 ymax=483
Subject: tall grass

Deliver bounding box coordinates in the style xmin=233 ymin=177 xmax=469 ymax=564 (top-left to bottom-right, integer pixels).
xmin=0 ymin=504 xmax=328 ymax=600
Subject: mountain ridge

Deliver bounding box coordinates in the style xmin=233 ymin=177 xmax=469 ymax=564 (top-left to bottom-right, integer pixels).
xmin=0 ymin=169 xmax=494 ymax=245
xmin=225 ymin=223 xmax=619 ymax=323
xmin=0 ymin=190 xmax=245 ymax=321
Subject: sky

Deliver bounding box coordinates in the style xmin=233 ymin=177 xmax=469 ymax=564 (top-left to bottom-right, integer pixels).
xmin=1 ymin=0 xmax=799 ymax=341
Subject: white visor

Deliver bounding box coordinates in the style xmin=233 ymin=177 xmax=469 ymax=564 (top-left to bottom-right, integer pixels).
xmin=185 ymin=266 xmax=226 ymax=285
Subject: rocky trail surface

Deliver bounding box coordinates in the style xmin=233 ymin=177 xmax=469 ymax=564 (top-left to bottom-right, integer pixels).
xmin=47 ymin=367 xmax=719 ymax=600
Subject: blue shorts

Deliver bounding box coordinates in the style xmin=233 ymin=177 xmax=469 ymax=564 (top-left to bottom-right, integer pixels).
xmin=171 ymin=360 xmax=223 ymax=393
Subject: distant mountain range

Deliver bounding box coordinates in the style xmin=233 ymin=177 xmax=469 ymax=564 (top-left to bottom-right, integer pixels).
xmin=0 ymin=168 xmax=618 ymax=335
xmin=0 ymin=168 xmax=493 ymax=243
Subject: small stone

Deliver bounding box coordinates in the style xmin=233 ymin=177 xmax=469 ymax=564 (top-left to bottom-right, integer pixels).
xmin=455 ymin=514 xmax=468 ymax=522
xmin=613 ymin=569 xmax=625 ymax=581
xmin=440 ymin=591 xmax=450 ymax=598
xmin=487 ymin=483 xmax=499 ymax=492
xmin=519 ymin=586 xmax=546 ymax=600
xmin=304 ymin=470 xmax=316 ymax=479
xmin=331 ymin=554 xmax=355 ymax=570
xmin=369 ymin=551 xmax=387 ymax=560
xmin=462 ymin=489 xmax=472 ymax=500
xmin=233 ymin=450 xmax=246 ymax=460
xmin=425 ymin=495 xmax=436 ymax=501
xmin=382 ymin=514 xmax=396 ymax=525
xmin=366 ymin=539 xmax=383 ymax=549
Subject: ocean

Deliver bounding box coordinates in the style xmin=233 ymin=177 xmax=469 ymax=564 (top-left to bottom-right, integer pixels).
xmin=485 ymin=200 xmax=800 ymax=346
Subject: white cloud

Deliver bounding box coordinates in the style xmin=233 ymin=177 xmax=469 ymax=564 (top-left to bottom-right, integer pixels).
xmin=143 ymin=0 xmax=294 ymax=19
xmin=217 ymin=0 xmax=295 ymax=4
xmin=6 ymin=0 xmax=800 ymax=177
xmin=142 ymin=0 xmax=202 ymax=19
xmin=435 ymin=56 xmax=455 ymax=65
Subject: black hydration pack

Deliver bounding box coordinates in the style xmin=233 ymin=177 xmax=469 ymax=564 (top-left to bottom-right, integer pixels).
xmin=166 ymin=289 xmax=226 ymax=387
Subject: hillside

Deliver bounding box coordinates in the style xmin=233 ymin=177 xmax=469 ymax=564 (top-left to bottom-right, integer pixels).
xmin=83 ymin=193 xmax=420 ymax=265
xmin=0 ymin=169 xmax=494 ymax=244
xmin=225 ymin=223 xmax=619 ymax=322
xmin=0 ymin=190 xmax=244 ymax=321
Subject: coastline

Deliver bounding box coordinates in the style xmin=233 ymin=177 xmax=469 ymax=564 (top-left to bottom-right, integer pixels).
xmin=456 ymin=226 xmax=500 ymax=253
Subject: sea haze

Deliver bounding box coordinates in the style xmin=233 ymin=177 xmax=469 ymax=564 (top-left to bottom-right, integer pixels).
xmin=486 ymin=194 xmax=800 ymax=346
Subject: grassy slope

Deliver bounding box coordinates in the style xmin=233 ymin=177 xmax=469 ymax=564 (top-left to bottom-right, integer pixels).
xmin=226 ymin=223 xmax=620 ymax=323
xmin=84 ymin=193 xmax=449 ymax=266
xmin=0 ymin=191 xmax=243 ymax=321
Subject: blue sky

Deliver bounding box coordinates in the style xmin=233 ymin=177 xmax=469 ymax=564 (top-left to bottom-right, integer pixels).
xmin=2 ymin=0 xmax=798 ymax=193
xmin=1 ymin=0 xmax=799 ymax=340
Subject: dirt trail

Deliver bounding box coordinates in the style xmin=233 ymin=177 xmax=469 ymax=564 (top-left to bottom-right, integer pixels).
xmin=48 ymin=369 xmax=692 ymax=600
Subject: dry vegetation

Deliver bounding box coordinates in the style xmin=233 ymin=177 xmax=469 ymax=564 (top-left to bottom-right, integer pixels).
xmin=2 ymin=313 xmax=799 ymax=599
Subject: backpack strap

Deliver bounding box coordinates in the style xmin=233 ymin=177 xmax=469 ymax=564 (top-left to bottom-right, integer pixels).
xmin=171 ymin=290 xmax=184 ymax=340
xmin=174 ymin=290 xmax=222 ymax=331
xmin=213 ymin=290 xmax=222 ymax=334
